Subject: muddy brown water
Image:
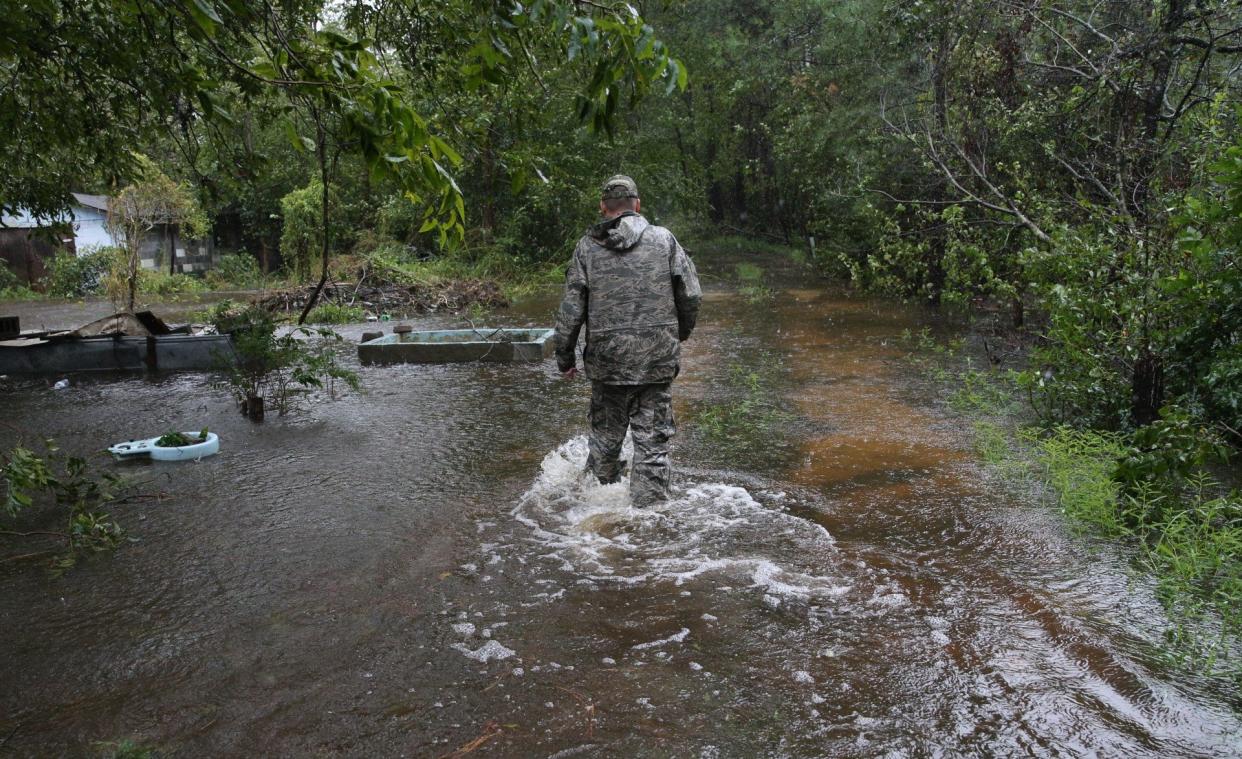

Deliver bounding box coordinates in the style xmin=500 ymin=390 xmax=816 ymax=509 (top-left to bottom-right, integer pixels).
xmin=1 ymin=276 xmax=1240 ymax=757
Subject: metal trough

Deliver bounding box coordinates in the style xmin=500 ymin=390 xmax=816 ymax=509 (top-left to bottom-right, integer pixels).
xmin=0 ymin=334 xmax=235 ymax=374
xmin=358 ymin=327 xmax=554 ymax=365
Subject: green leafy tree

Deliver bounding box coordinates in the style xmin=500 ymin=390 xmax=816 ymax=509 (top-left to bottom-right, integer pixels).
xmin=3 ymin=0 xmax=687 ymax=319
xmin=105 ymin=159 xmax=209 ymax=311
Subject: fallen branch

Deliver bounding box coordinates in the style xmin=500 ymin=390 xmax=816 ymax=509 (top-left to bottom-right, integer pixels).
xmin=554 ymin=685 xmax=597 ymax=739
xmin=0 ymin=550 xmax=59 ymax=564
xmin=257 ymin=278 xmax=507 ymax=318
xmin=0 ymin=529 xmax=69 ymax=540
xmin=439 ymin=720 xmax=503 ymax=758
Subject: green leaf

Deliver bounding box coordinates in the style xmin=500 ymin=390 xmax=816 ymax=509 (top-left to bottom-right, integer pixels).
xmin=430 ymin=136 xmax=462 ymax=166
xmin=282 ymin=120 xmax=308 ymax=154
xmin=185 ymin=0 xmax=222 ymax=35
xmin=249 ymin=58 xmax=278 ymax=80
xmin=191 ymin=0 xmax=223 ymax=24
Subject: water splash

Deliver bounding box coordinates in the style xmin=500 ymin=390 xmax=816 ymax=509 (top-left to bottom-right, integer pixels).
xmin=508 ymin=436 xmax=854 ymax=607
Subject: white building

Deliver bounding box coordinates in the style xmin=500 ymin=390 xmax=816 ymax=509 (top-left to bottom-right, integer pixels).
xmin=0 ymin=193 xmax=118 ymax=250
xmin=1 ymin=193 xmax=215 ymax=284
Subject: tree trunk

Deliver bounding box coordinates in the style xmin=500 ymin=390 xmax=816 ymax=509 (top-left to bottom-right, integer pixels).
xmin=298 ymin=120 xmax=332 ymax=326
xmin=1010 ymin=295 xmax=1024 ymax=330
xmin=168 ymin=224 xmax=178 ymax=275
xmin=126 ymin=236 xmax=140 ymax=313
xmin=1131 ymin=351 xmax=1165 ymax=427
xmin=481 ymin=132 xmax=496 ymax=240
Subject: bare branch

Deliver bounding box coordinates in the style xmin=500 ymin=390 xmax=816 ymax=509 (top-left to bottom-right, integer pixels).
xmin=1043 ymin=5 xmax=1119 ymax=44
xmin=1172 ymin=37 xmax=1242 ymax=54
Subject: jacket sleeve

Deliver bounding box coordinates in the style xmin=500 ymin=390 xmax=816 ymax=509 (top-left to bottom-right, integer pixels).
xmin=671 ymin=239 xmax=701 ymax=342
xmin=553 ymin=242 xmax=589 ymax=372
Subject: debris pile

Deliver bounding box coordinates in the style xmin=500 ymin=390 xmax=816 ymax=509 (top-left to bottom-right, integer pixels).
xmin=257 ymin=278 xmax=508 ymax=317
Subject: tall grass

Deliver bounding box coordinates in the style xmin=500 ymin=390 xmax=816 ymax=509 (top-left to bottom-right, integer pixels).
xmin=905 ymin=332 xmax=1242 ymax=676
xmin=1027 ymin=427 xmax=1128 ymax=532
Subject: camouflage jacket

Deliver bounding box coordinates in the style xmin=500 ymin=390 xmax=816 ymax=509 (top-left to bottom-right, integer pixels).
xmin=554 ymin=212 xmax=701 ymax=384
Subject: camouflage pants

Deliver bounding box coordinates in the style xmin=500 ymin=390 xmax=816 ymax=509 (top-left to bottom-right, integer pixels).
xmin=586 ymin=381 xmax=675 ymax=506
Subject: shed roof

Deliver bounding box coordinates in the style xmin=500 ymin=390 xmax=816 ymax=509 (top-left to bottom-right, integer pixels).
xmin=71 ymin=193 xmax=110 ymax=212
xmin=2 ymin=193 xmax=111 ymax=228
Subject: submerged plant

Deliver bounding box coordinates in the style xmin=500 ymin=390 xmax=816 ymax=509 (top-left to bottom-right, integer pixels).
xmin=1 ymin=440 xmax=126 ymax=572
xmin=739 ymin=284 xmax=775 ymax=304
xmin=93 ymin=738 xmax=155 ymax=759
xmin=153 ymin=429 xmax=208 ymax=447
xmin=693 ymin=362 xmax=791 ymax=460
xmin=215 ymin=306 xmax=360 ymax=416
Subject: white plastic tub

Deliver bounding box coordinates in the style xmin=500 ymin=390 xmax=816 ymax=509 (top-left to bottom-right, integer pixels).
xmin=109 ymin=432 xmax=220 ymax=461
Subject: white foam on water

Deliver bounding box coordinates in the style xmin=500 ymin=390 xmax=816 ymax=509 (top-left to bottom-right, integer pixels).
xmin=452 ymin=639 xmax=516 ymax=662
xmin=632 ymin=627 xmax=691 ymax=650
xmin=506 ymin=436 xmax=855 ymax=608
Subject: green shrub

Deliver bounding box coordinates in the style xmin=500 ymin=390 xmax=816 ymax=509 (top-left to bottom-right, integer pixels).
xmin=93 ymin=738 xmax=155 ymax=759
xmin=0 ymin=261 xmax=37 ymax=299
xmin=205 ymin=252 xmax=265 ymax=289
xmin=1140 ymin=484 xmax=1242 ymax=647
xmin=41 ymin=247 xmax=117 ymax=297
xmin=217 ymin=305 xmax=359 ymax=415
xmin=139 ymin=271 xmax=207 ymax=296
xmin=693 ymin=364 xmax=788 ymax=453
xmin=1032 ymin=424 xmax=1242 ymax=656
xmin=0 ymin=261 xmax=19 ymax=291
xmin=375 ymin=194 xmax=426 ymax=243
xmin=307 ymin=303 xmax=365 ymax=324
xmin=184 ymin=298 xmax=247 ymax=328
xmin=360 ymin=240 xmax=429 ymax=286
xmin=280 ymin=181 xmax=341 ymax=281
xmin=738 ymin=284 xmax=774 ymax=303
xmin=1113 ymin=407 xmax=1230 ymax=508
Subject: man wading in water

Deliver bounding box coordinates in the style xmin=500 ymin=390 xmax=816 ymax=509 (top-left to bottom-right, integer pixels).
xmin=554 ymin=175 xmax=702 ymax=506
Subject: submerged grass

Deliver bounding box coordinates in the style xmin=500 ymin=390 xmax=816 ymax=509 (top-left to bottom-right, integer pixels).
xmin=93 ymin=739 xmax=154 ymax=759
xmin=1030 ymin=428 xmax=1242 ymax=671
xmin=901 ymin=331 xmax=1242 ymax=678
xmin=690 ymin=233 xmax=808 ymax=264
xmin=1027 ymin=426 xmax=1129 ymax=532
xmin=691 ymin=361 xmax=793 ymax=464
xmin=730 ymin=263 xmax=775 ymax=304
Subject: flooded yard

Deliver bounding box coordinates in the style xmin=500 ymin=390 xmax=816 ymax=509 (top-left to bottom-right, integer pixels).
xmin=1 ymin=280 xmax=1239 ymax=756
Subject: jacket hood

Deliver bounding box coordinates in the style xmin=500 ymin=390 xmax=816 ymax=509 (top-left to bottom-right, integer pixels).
xmin=589 ymin=211 xmax=650 ymax=251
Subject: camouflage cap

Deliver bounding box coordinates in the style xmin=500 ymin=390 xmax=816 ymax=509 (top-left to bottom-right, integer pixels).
xmin=601 ymin=174 xmax=639 ymax=200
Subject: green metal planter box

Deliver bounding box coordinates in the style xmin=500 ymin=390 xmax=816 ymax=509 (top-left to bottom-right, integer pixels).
xmin=358 ymin=328 xmax=555 ymax=365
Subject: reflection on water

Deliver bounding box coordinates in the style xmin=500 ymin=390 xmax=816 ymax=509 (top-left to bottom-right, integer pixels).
xmin=1 ymin=284 xmax=1239 ymax=756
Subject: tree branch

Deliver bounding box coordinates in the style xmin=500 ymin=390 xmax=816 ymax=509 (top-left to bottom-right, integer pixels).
xmin=0 ymin=529 xmax=69 ymax=540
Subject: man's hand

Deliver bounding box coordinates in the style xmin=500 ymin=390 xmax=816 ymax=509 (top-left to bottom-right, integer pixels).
xmin=561 ymin=367 xmax=579 ymax=380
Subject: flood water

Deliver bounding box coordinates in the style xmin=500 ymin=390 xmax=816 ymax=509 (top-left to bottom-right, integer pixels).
xmin=2 ymin=265 xmax=1240 ymax=757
